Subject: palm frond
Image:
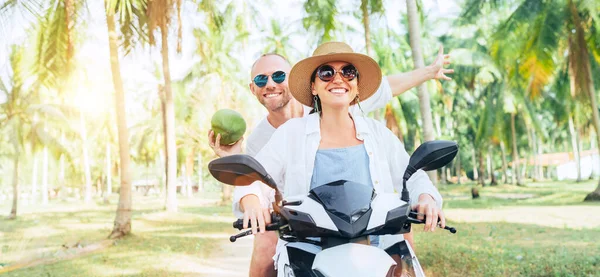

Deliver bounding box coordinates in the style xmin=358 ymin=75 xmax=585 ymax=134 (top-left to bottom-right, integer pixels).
xmin=27 ymin=103 xmax=69 ymax=122
xmin=303 ymin=0 xmax=338 ymax=43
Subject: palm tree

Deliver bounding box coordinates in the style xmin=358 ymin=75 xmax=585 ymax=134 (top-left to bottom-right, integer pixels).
xmin=405 ymin=0 xmax=437 ymax=183
xmin=1 ymin=45 xmax=70 ymax=219
xmin=147 ymin=0 xmax=183 ymax=212
xmin=462 ymin=0 xmax=600 ymax=199
xmin=104 ymin=0 xmax=147 ymax=238
xmin=359 ymin=0 xmax=383 ymax=56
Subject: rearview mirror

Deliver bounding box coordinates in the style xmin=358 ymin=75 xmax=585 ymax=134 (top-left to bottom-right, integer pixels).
xmin=208 ymin=154 xmax=277 ymax=189
xmin=403 ymin=140 xmax=458 ymax=181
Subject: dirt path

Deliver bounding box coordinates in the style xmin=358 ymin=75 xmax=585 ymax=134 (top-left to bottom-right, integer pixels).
xmin=194 ymin=235 xmax=253 ymax=277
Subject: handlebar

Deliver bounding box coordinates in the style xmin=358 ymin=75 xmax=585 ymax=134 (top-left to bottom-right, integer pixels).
xmin=229 ymin=211 xmax=456 ymax=242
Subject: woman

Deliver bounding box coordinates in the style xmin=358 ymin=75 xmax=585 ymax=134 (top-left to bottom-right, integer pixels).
xmin=236 ymin=41 xmax=445 ymax=273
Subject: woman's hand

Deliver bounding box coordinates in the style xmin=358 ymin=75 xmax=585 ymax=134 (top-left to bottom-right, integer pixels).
xmin=240 ymin=194 xmax=272 ymax=234
xmin=429 ymin=45 xmax=454 ymax=81
xmin=411 ymin=194 xmax=446 ymax=232
xmin=208 ymin=129 xmax=244 ymax=157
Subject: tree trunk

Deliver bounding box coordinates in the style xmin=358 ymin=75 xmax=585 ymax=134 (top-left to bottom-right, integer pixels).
xmin=9 ymin=154 xmax=19 ymax=219
xmin=361 ymin=0 xmax=372 ymax=56
xmin=221 ymin=184 xmax=232 ymax=205
xmin=534 ymin=130 xmax=543 ymax=181
xmin=106 ymin=8 xmax=133 ymax=239
xmin=42 ymin=147 xmax=49 ymax=204
xmin=538 ymin=136 xmax=544 ymax=180
xmin=31 ymin=153 xmax=38 ymax=202
xmin=434 ymin=112 xmax=442 ymax=138
xmin=478 ymin=151 xmax=485 ymax=186
xmin=488 ymin=146 xmax=497 ymax=186
xmin=160 ymin=24 xmax=178 ymax=212
xmin=159 ymin=150 xmax=166 ymax=195
xmin=565 ymin=0 xmax=600 ymax=201
xmin=197 ymin=153 xmax=203 ymax=193
xmin=455 ymin=150 xmax=462 ymax=185
xmin=406 ymin=0 xmax=437 ymax=184
xmin=511 ymin=113 xmax=523 ymax=185
xmin=185 ymin=150 xmax=194 ymax=198
xmin=104 ymin=141 xmax=112 ymax=202
xmin=525 ymin=123 xmax=534 ymax=180
xmin=471 ymin=147 xmax=478 ymax=181
xmin=180 ymin=163 xmax=187 ymax=196
xmin=486 ymin=150 xmax=492 ymax=181
xmin=440 ymin=167 xmax=447 ymax=185
xmin=500 ymin=141 xmax=509 ymax=184
xmin=59 ymin=134 xmax=65 ymax=193
xmin=80 ymin=111 xmax=93 ymax=203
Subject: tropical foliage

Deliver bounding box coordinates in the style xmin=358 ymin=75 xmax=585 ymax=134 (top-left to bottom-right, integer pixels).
xmin=1 ymin=0 xmax=600 ymax=229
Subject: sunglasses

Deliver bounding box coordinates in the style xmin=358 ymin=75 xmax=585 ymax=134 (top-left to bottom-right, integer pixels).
xmin=253 ymin=71 xmax=286 ymax=88
xmin=316 ymin=64 xmax=358 ymax=82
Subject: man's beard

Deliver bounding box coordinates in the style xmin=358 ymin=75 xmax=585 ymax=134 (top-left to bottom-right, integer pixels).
xmin=262 ymin=94 xmax=292 ymax=112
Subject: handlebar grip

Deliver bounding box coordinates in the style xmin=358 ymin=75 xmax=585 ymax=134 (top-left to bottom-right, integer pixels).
xmin=232 ymin=213 xmax=281 ymax=231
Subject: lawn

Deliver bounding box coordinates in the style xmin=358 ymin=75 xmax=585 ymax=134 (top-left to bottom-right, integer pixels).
xmin=0 ymin=196 xmax=237 ymax=276
xmin=1 ymin=180 xmax=599 ymax=276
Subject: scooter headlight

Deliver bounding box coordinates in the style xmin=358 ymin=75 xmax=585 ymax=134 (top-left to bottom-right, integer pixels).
xmin=284 ymin=264 xmax=296 ymax=277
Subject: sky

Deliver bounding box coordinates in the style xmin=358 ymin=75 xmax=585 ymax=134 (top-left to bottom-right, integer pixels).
xmin=0 ymin=0 xmax=461 ymax=112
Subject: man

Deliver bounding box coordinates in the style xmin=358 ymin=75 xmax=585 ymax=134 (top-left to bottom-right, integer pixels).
xmin=209 ymin=46 xmax=453 ymax=277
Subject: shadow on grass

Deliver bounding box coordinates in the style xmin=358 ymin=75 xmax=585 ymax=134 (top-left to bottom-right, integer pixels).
xmin=2 ymin=233 xmax=227 ymax=277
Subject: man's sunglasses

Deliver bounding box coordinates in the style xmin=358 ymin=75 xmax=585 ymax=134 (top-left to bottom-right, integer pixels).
xmin=253 ymin=71 xmax=286 ymax=88
xmin=316 ymin=64 xmax=358 ymax=82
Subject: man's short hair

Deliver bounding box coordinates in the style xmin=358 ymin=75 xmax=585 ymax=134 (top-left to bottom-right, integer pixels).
xmin=250 ymin=53 xmax=291 ymax=78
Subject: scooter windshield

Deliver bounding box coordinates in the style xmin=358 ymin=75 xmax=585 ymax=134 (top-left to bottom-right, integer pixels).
xmin=309 ymin=180 xmax=375 ymax=224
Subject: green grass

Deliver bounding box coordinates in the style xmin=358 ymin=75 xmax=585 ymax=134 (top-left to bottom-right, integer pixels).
xmin=414 ymin=221 xmax=600 ymax=277
xmin=1 ymin=180 xmax=599 ymax=276
xmin=420 ymin=179 xmax=600 ymax=276
xmin=439 ymin=179 xmax=599 ymax=209
xmin=0 ymin=196 xmax=234 ymax=277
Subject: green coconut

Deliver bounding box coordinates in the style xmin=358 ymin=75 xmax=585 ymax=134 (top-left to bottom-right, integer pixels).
xmin=211 ymin=109 xmax=247 ymax=145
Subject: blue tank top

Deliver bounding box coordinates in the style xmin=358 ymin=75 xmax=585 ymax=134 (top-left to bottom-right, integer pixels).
xmin=310 ymin=144 xmax=373 ymax=189
xmin=310 ymin=143 xmax=379 ymax=246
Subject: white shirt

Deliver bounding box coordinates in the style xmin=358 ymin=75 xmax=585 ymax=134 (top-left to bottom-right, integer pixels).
xmin=245 ymin=78 xmax=393 ymax=157
xmin=232 ymin=113 xmax=443 ymax=218
xmin=238 ymin=78 xmax=394 ymax=213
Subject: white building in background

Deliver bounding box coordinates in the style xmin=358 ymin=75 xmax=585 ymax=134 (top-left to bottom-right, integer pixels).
xmin=512 ymin=149 xmax=600 ymax=181
xmin=556 ymin=150 xmax=600 ymax=180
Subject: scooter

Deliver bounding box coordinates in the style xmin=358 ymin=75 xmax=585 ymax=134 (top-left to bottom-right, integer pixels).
xmin=208 ymin=140 xmax=458 ymax=277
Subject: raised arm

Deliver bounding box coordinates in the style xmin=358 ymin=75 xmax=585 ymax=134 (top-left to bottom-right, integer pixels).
xmin=387 ymin=45 xmax=453 ymax=97
xmin=354 ymin=45 xmax=453 ymax=113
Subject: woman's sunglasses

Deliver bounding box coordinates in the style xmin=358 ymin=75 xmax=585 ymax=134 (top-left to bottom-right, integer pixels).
xmin=253 ymin=71 xmax=286 ymax=88
xmin=316 ymin=64 xmax=358 ymax=82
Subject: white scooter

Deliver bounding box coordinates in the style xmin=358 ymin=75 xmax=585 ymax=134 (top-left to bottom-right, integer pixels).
xmin=209 ymin=140 xmax=458 ymax=277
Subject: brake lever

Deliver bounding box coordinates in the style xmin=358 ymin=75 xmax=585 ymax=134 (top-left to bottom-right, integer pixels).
xmin=230 ymin=230 xmax=253 ymax=242
xmin=408 ymin=211 xmax=457 ymax=234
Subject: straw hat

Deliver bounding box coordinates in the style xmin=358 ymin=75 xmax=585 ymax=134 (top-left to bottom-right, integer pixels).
xmin=289 ymin=41 xmax=382 ymax=107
